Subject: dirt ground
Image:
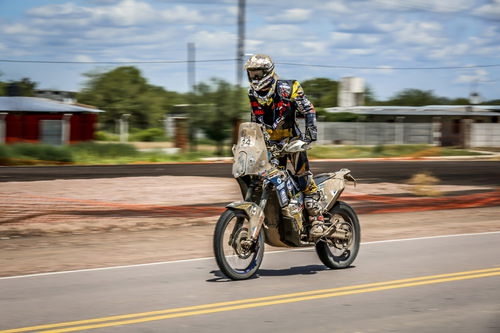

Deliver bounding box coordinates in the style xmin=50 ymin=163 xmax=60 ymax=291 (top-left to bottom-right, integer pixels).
xmin=1 ymin=176 xmax=499 ymax=277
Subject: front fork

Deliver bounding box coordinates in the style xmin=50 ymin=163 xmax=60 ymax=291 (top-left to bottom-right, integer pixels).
xmin=238 ymin=183 xmax=270 ymax=250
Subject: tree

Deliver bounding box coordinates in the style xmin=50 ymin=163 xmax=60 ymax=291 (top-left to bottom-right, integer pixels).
xmin=385 ymin=89 xmax=447 ymax=106
xmin=77 ymin=66 xmax=185 ymax=131
xmin=0 ymin=78 xmax=37 ymax=96
xmin=190 ymin=78 xmax=246 ymax=155
xmin=364 ymin=85 xmax=378 ymax=106
xmin=301 ymin=78 xmax=339 ymax=108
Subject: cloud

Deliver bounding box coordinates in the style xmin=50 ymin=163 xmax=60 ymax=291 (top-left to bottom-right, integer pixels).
xmin=322 ymin=1 xmax=351 ymax=14
xmin=193 ymin=30 xmax=236 ymax=50
xmin=74 ymin=55 xmax=94 ymax=62
xmin=331 ymin=31 xmax=382 ymax=48
xmin=344 ymin=48 xmax=377 ymax=55
xmin=381 ymin=20 xmax=445 ymax=46
xmin=266 ymin=8 xmax=312 ymax=23
xmin=251 ymin=24 xmax=304 ymax=41
xmin=474 ymin=0 xmax=500 ymax=20
xmin=428 ymin=43 xmax=470 ymax=60
xmin=301 ymin=41 xmax=328 ymax=55
xmin=27 ymin=0 xmax=215 ymax=27
xmin=162 ymin=5 xmax=205 ymax=24
xmin=360 ymin=65 xmax=395 ymax=75
xmin=27 ymin=0 xmax=157 ymax=26
xmin=368 ymin=0 xmax=472 ymax=13
xmin=455 ymin=69 xmax=489 ymax=84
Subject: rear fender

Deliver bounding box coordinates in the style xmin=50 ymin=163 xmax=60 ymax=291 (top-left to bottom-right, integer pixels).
xmin=318 ymin=168 xmax=356 ymax=212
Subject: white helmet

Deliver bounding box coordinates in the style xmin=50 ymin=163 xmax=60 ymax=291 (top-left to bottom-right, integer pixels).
xmin=244 ymin=54 xmax=277 ymax=102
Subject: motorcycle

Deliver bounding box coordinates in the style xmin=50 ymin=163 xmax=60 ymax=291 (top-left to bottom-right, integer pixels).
xmin=213 ymin=122 xmax=360 ymax=280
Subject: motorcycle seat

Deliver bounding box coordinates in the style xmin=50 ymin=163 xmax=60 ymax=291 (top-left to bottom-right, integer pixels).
xmin=313 ymin=173 xmax=334 ymax=185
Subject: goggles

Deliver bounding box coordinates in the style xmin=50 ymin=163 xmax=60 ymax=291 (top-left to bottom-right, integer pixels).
xmin=248 ymin=69 xmax=266 ymax=81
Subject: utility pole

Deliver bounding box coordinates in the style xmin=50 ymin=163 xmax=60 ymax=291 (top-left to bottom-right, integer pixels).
xmin=187 ymin=42 xmax=197 ymax=152
xmin=187 ymin=42 xmax=196 ymax=92
xmin=236 ymin=0 xmax=246 ymax=87
xmin=233 ymin=0 xmax=246 ymax=146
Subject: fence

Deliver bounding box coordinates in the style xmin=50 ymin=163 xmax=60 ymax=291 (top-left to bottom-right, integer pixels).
xmin=471 ymin=123 xmax=500 ymax=147
xmin=316 ymin=122 xmax=437 ymax=145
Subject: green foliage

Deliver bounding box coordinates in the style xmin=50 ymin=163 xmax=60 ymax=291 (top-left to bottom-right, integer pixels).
xmin=69 ymin=143 xmax=215 ymax=164
xmin=77 ymin=66 xmax=186 ymax=131
xmin=129 ymin=128 xmax=166 ymax=142
xmin=317 ymin=110 xmax=364 ymax=122
xmin=484 ymin=99 xmax=500 ymax=105
xmin=7 ymin=143 xmax=73 ymax=162
xmin=0 ymin=145 xmax=10 ymax=164
xmin=308 ymin=144 xmax=483 ymax=159
xmin=301 ymin=78 xmax=339 ymax=107
xmin=384 ymin=89 xmax=449 ymax=106
xmin=0 ymin=78 xmax=38 ymax=96
xmin=190 ymin=78 xmax=246 ymax=155
xmin=364 ymin=85 xmax=378 ymax=106
xmin=70 ymin=142 xmax=138 ymax=157
xmin=94 ymin=131 xmax=119 ymax=141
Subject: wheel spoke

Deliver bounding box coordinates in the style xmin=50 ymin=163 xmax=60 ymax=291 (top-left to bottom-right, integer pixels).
xmin=218 ymin=212 xmax=263 ymax=275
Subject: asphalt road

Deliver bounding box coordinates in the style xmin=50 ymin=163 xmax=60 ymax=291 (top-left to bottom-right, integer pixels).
xmin=1 ymin=232 xmax=499 ymax=333
xmin=1 ymin=160 xmax=500 ymax=185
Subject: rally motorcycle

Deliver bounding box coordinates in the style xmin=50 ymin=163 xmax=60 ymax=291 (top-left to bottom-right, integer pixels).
xmin=213 ymin=122 xmax=360 ymax=280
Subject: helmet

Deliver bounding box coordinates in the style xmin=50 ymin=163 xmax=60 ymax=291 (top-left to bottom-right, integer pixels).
xmin=244 ymin=54 xmax=277 ymax=102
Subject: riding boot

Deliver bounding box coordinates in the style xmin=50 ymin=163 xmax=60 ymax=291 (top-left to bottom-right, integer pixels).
xmin=304 ymin=191 xmax=324 ymax=238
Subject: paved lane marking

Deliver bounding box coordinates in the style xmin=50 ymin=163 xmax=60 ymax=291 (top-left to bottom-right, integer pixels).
xmin=3 ymin=231 xmax=500 ymax=281
xmin=2 ymin=267 xmax=500 ymax=333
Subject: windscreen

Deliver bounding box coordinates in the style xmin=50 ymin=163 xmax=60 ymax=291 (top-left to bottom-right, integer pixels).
xmin=232 ymin=122 xmax=271 ymax=177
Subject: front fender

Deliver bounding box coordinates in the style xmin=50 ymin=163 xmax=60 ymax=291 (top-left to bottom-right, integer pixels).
xmin=226 ymin=202 xmax=265 ymax=240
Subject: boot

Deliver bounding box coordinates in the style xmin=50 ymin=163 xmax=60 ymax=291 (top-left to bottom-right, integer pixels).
xmin=305 ymin=192 xmax=324 ymax=238
xmin=309 ymin=215 xmax=325 ymax=238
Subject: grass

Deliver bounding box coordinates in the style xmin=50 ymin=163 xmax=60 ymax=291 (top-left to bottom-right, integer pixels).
xmin=308 ymin=144 xmax=486 ymax=160
xmin=0 ymin=142 xmax=489 ymax=166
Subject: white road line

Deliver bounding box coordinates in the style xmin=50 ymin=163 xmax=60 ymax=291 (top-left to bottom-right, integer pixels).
xmin=1 ymin=231 xmax=500 ymax=280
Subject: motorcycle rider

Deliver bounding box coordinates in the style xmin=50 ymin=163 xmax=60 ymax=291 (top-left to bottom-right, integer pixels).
xmin=244 ymin=54 xmax=324 ymax=238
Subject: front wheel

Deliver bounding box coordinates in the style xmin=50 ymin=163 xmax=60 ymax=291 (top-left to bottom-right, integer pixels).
xmin=213 ymin=209 xmax=265 ymax=280
xmin=316 ymin=201 xmax=360 ymax=269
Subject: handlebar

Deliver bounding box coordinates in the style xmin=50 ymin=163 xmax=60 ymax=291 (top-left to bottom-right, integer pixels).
xmin=268 ymin=139 xmax=310 ymax=157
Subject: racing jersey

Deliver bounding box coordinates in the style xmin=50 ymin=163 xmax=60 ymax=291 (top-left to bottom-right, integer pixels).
xmin=248 ymin=80 xmax=317 ymax=142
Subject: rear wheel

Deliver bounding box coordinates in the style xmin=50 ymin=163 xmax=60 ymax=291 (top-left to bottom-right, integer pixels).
xmin=213 ymin=209 xmax=264 ymax=280
xmin=315 ymin=201 xmax=360 ymax=269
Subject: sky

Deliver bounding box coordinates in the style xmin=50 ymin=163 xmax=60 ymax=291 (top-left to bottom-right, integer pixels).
xmin=0 ymin=0 xmax=499 ymax=102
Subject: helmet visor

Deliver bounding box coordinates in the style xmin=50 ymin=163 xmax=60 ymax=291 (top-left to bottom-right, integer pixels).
xmin=248 ymin=69 xmax=266 ymax=81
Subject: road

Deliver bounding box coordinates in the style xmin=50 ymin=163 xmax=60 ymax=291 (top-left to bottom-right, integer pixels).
xmin=1 ymin=160 xmax=500 ymax=185
xmin=1 ymin=232 xmax=499 ymax=333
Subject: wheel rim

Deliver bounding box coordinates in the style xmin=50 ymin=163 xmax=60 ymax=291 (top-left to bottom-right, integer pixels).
xmin=323 ymin=213 xmax=356 ymax=262
xmin=221 ymin=214 xmax=261 ymax=274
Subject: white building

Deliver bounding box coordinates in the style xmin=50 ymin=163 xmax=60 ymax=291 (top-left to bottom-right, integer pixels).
xmin=338 ymin=77 xmax=365 ymax=107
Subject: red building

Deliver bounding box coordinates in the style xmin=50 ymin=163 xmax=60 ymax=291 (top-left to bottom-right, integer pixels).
xmin=0 ymin=97 xmax=103 ymax=145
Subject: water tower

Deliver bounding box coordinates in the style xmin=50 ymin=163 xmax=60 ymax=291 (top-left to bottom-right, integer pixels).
xmin=338 ymin=77 xmax=365 ymax=107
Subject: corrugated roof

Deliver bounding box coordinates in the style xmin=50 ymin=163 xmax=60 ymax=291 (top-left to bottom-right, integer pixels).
xmin=326 ymin=105 xmax=500 ymax=116
xmin=0 ymin=97 xmax=104 ymax=113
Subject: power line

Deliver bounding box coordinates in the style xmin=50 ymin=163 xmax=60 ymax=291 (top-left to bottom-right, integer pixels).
xmin=0 ymin=59 xmax=236 ymax=64
xmin=276 ymin=62 xmax=500 ymax=70
xmin=1 ymin=58 xmax=500 ymax=71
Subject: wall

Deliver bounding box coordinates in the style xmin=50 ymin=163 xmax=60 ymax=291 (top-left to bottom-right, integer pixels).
xmin=316 ymin=122 xmax=435 ymax=145
xmin=470 ymin=123 xmax=500 ymax=147
xmin=313 ymin=121 xmax=500 ymax=147
xmin=5 ymin=113 xmax=97 ymax=144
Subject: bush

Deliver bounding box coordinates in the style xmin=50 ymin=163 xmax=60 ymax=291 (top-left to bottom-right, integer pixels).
xmin=130 ymin=128 xmax=166 ymax=142
xmin=0 ymin=145 xmax=9 ymax=159
xmin=70 ymin=142 xmax=138 ymax=157
xmin=0 ymin=144 xmax=11 ymax=164
xmin=9 ymin=143 xmax=73 ymax=162
xmin=94 ymin=131 xmax=119 ymax=141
